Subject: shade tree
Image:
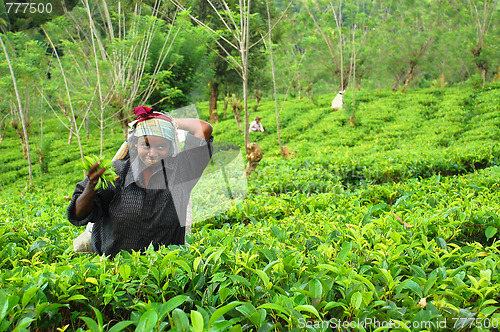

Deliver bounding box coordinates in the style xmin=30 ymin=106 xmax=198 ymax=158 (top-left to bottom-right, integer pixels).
xmin=170 ymin=0 xmax=274 ymax=155
xmin=0 ymin=32 xmax=48 ymax=184
xmin=40 ymin=0 xmax=181 ymax=158
xmin=464 ymin=0 xmax=499 ymax=88
xmin=301 ymin=0 xmax=388 ymax=94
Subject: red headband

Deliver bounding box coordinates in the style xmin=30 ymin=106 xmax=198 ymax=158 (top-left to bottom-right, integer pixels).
xmin=133 ymin=106 xmax=173 ymax=124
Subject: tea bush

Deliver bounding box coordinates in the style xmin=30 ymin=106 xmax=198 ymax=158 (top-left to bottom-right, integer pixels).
xmin=1 ymin=86 xmax=500 ymax=331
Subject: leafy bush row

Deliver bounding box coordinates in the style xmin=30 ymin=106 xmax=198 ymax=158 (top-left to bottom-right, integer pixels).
xmin=1 ymin=170 xmax=500 ymax=330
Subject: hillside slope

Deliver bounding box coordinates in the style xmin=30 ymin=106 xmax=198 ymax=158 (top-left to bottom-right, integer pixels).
xmin=1 ymin=87 xmax=500 ymax=330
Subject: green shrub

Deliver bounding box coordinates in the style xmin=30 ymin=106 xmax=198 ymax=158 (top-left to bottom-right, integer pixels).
xmin=1 ymin=87 xmax=500 ymax=330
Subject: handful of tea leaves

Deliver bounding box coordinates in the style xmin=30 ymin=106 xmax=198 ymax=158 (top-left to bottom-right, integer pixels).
xmin=82 ymin=155 xmax=119 ymax=190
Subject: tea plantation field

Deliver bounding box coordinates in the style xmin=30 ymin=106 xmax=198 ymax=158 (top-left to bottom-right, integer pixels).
xmin=1 ymin=86 xmax=500 ymax=331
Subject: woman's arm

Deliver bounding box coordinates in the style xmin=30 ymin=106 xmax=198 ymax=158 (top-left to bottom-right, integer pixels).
xmin=175 ymin=118 xmax=213 ymax=139
xmin=74 ymin=162 xmax=106 ymax=220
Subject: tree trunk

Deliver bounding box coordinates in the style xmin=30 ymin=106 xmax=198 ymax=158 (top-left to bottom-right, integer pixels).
xmin=392 ymin=69 xmax=405 ymax=92
xmin=223 ymin=93 xmax=228 ymax=118
xmin=401 ymin=62 xmax=416 ymax=93
xmin=118 ymin=110 xmax=130 ymax=139
xmin=392 ymin=80 xmax=400 ymax=92
xmin=120 ymin=121 xmax=128 ymax=139
xmin=341 ymin=76 xmax=350 ymax=92
xmin=230 ymin=96 xmax=243 ymax=130
xmin=356 ymin=76 xmax=362 ymax=90
xmin=86 ymin=116 xmax=90 ymax=139
xmin=440 ymin=73 xmax=445 ymax=89
xmin=233 ymin=109 xmax=242 ymax=129
xmin=310 ymin=84 xmax=316 ymax=105
xmin=297 ymin=75 xmax=302 ymax=100
xmin=43 ymin=27 xmax=84 ymax=163
xmin=242 ymin=0 xmax=251 ymax=156
xmin=471 ymin=46 xmax=487 ymax=88
xmin=209 ymin=82 xmax=219 ymax=123
xmin=12 ymin=121 xmax=28 ymax=159
xmin=305 ymin=84 xmax=316 ymax=105
xmin=467 ymin=0 xmax=498 ymax=90
xmin=266 ymin=0 xmax=284 ymax=158
xmin=350 ymin=26 xmax=357 ymax=126
xmin=0 ymin=123 xmax=5 ymax=143
xmin=480 ymin=67 xmax=487 ymax=88
xmin=243 ymin=74 xmax=250 ymax=153
xmin=68 ymin=119 xmax=74 ymax=145
xmin=38 ymin=116 xmax=46 ymax=172
xmin=349 ymin=116 xmax=357 ymax=126
xmin=253 ymin=90 xmax=262 ymax=112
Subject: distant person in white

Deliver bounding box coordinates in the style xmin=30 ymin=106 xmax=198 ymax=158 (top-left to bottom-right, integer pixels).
xmin=331 ymin=90 xmax=344 ymax=110
xmin=249 ymin=116 xmax=264 ymax=132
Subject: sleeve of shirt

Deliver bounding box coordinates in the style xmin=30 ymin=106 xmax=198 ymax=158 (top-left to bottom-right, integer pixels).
xmin=66 ymin=160 xmax=124 ymax=226
xmin=249 ymin=121 xmax=256 ymax=131
xmin=173 ymin=133 xmax=214 ymax=187
xmin=66 ymin=177 xmax=105 ymax=227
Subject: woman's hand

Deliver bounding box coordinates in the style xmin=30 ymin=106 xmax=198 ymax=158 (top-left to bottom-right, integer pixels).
xmin=175 ymin=118 xmax=213 ymax=139
xmin=74 ymin=162 xmax=106 ymax=220
xmin=87 ymin=162 xmax=107 ymax=188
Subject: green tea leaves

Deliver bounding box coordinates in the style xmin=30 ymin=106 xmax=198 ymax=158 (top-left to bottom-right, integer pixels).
xmin=136 ymin=309 xmax=158 ymax=332
xmin=485 ymin=226 xmax=497 ymax=240
xmin=21 ymin=286 xmax=38 ymax=308
xmin=208 ymin=302 xmax=244 ymax=328
xmin=190 ymin=311 xmax=204 ymax=332
xmin=82 ymin=155 xmax=119 ymax=191
xmin=3 ymin=88 xmax=500 ymax=331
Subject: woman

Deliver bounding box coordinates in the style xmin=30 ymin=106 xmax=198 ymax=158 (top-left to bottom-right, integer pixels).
xmin=67 ymin=106 xmax=213 ymax=257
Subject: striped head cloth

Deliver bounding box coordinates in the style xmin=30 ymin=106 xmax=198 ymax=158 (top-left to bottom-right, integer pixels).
xmin=131 ymin=106 xmax=175 ymax=142
xmin=133 ymin=118 xmax=174 ymax=142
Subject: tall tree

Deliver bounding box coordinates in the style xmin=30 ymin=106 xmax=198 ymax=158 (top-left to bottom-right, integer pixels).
xmin=264 ymin=0 xmax=283 ymax=157
xmin=177 ymin=0 xmax=243 ymax=123
xmin=0 ymin=33 xmax=38 ymax=185
xmin=148 ymin=12 xmax=209 ymax=109
xmin=170 ymin=0 xmax=270 ymax=154
xmin=422 ymin=0 xmax=467 ymax=87
xmin=271 ymin=4 xmax=314 ymax=96
xmin=303 ymin=0 xmax=386 ymax=92
xmin=465 ymin=0 xmax=499 ymax=88
xmin=380 ymin=1 xmax=443 ymax=92
xmin=41 ymin=0 xmax=180 ymax=158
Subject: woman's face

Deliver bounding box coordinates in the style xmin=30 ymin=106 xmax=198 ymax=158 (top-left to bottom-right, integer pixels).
xmin=136 ymin=136 xmax=172 ymax=167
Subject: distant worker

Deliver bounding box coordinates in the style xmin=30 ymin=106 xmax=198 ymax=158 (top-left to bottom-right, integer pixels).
xmin=331 ymin=90 xmax=344 ymax=110
xmin=249 ymin=116 xmax=265 ymax=132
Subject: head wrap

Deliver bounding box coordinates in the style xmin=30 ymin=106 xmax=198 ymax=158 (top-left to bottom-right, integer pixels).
xmin=133 ymin=118 xmax=175 ymax=142
xmin=131 ymin=106 xmax=175 ymax=142
xmin=124 ymin=106 xmax=181 ymax=158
